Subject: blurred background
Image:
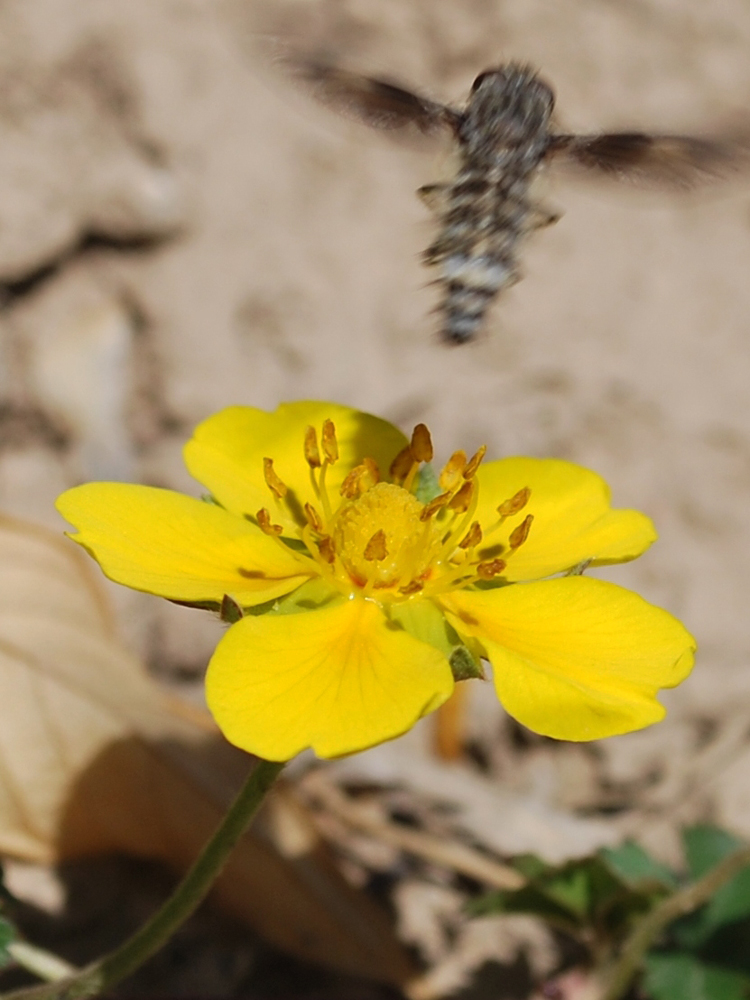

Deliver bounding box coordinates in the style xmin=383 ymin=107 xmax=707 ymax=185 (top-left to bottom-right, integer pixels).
xmin=2 ymin=0 xmax=750 ymax=996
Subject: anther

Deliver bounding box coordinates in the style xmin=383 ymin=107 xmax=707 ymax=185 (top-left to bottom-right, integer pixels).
xmin=410 ymin=424 xmax=434 ymax=463
xmin=321 ymin=420 xmax=339 ymax=464
xmin=389 ymin=445 xmax=415 ymax=482
xmin=364 ymin=529 xmax=388 ymax=562
xmin=400 ymin=580 xmax=424 ymax=595
xmin=340 ymin=467 xmax=360 ymax=499
xmin=448 ymin=481 xmax=474 ymax=513
xmin=362 ymin=457 xmax=380 ymax=487
xmin=257 ymin=507 xmax=283 ymax=536
xmin=419 ymin=492 xmax=452 ymax=520
xmin=477 ymin=558 xmax=507 ymax=579
xmin=464 ymin=445 xmax=487 ymax=480
xmin=439 ymin=451 xmax=467 ymax=491
xmin=304 ymin=426 xmax=321 ymax=469
xmin=459 ymin=521 xmax=482 ymax=549
xmin=340 ymin=459 xmax=381 ymax=499
xmin=263 ymin=458 xmax=288 ymax=499
xmin=303 ymin=502 xmax=323 ymax=533
xmin=509 ymin=513 xmax=534 ymax=550
xmin=318 ymin=536 xmax=336 ymax=563
xmin=497 ymin=487 xmax=531 ymax=518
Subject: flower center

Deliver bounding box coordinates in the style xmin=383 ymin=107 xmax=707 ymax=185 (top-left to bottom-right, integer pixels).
xmin=256 ymin=419 xmax=535 ymax=604
xmin=333 ymin=482 xmax=440 ymax=591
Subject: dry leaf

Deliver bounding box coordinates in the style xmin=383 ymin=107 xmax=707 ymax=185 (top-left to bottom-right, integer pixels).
xmin=0 ymin=513 xmax=415 ymax=984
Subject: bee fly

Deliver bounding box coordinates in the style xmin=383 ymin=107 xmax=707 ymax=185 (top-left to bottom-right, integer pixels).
xmin=292 ymin=57 xmax=750 ymax=343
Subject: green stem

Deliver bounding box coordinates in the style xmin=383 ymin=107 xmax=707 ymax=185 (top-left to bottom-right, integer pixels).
xmin=1 ymin=759 xmax=285 ymax=1000
xmin=601 ymin=842 xmax=750 ymax=1000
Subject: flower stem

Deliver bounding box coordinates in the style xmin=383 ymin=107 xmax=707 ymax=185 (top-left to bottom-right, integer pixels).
xmin=0 ymin=758 xmax=285 ymax=1000
xmin=601 ymin=842 xmax=750 ymax=1000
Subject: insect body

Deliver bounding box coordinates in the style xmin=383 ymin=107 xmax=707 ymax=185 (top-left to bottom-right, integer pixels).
xmin=421 ymin=66 xmax=556 ymax=342
xmin=294 ymin=57 xmax=750 ymax=343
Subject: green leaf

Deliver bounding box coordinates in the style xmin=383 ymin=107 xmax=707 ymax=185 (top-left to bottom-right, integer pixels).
xmin=0 ymin=916 xmax=16 ymax=968
xmin=644 ymin=953 xmax=750 ymax=1000
xmin=602 ymin=841 xmax=678 ymax=890
xmin=472 ymin=856 xmax=627 ymax=926
xmin=674 ymin=827 xmax=750 ymax=948
xmin=704 ymin=867 xmax=750 ymax=931
xmin=467 ymin=884 xmax=584 ymax=932
xmin=511 ymin=854 xmax=551 ymax=881
xmin=684 ymin=826 xmax=744 ymax=880
xmin=543 ymin=865 xmax=594 ymax=919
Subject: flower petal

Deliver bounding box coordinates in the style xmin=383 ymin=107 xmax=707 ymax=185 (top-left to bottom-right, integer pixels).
xmin=183 ymin=402 xmax=409 ymax=532
xmin=442 ymin=578 xmax=695 ymax=740
xmin=56 ymin=483 xmax=314 ymax=605
xmin=474 ymin=458 xmax=656 ymax=580
xmin=206 ymin=598 xmax=454 ymax=759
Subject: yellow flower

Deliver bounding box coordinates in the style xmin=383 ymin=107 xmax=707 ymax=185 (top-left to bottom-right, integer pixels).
xmin=56 ymin=401 xmax=695 ymax=761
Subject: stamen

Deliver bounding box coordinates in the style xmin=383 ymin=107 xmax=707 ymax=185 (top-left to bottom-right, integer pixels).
xmin=317 ymin=454 xmax=334 ymax=522
xmin=390 ymin=445 xmax=415 ymax=483
xmin=304 ymin=502 xmax=323 ymax=533
xmin=321 ymin=420 xmax=339 ymax=464
xmin=419 ymin=491 xmax=452 ymax=521
xmin=410 ymin=424 xmax=434 ymax=463
xmin=340 ymin=458 xmax=381 ymax=499
xmin=448 ymin=481 xmax=474 ymax=513
xmin=464 ymin=445 xmax=487 ymax=479
xmin=509 ymin=514 xmax=534 ymax=550
xmin=400 ymin=580 xmax=424 ymax=596
xmin=318 ymin=536 xmax=336 ymax=564
xmin=433 ymin=474 xmax=480 ymax=566
xmin=263 ymin=458 xmax=288 ymax=499
xmin=362 ymin=458 xmax=380 ymax=486
xmin=498 ymin=487 xmax=531 ymax=518
xmin=304 ymin=426 xmax=321 ymax=469
xmin=362 ymin=457 xmax=380 ymax=487
xmin=364 ymin=529 xmax=388 ymax=562
xmin=459 ymin=521 xmax=482 ymax=549
xmin=340 ymin=467 xmax=361 ymax=499
xmin=256 ymin=507 xmax=283 ymax=537
xmin=439 ymin=451 xmax=467 ymax=491
xmin=477 ymin=558 xmax=507 ymax=579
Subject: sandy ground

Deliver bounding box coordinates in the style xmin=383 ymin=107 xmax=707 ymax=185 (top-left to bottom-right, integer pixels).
xmin=3 ymin=0 xmax=750 ymax=994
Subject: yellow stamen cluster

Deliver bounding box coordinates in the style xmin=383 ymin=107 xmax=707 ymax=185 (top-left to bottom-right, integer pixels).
xmin=258 ymin=420 xmax=535 ymax=602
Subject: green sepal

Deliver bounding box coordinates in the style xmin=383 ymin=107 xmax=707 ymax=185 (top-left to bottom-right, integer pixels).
xmin=388 ymin=598 xmax=483 ymax=680
xmin=270 ymin=577 xmax=343 ymax=615
xmin=220 ymin=594 xmax=244 ymax=623
xmin=414 ymin=463 xmax=441 ymax=503
xmin=449 ymin=645 xmax=485 ymax=681
xmin=169 ymin=598 xmax=222 ymax=613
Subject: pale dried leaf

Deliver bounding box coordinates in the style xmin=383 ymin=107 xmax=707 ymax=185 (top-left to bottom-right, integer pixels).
xmin=0 ymin=514 xmax=415 ymax=984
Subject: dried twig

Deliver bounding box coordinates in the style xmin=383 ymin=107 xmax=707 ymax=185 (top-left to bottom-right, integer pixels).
xmin=301 ymin=776 xmax=525 ymax=891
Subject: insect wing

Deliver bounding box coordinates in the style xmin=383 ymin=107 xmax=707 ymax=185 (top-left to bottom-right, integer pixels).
xmin=286 ymin=58 xmax=459 ymax=138
xmin=550 ymin=131 xmax=750 ymax=189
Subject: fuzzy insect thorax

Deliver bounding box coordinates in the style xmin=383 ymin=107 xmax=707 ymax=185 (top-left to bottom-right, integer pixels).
xmin=458 ymin=64 xmax=555 ymax=160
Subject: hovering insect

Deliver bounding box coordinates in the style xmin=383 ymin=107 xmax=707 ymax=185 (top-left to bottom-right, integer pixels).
xmin=291 ymin=57 xmax=750 ymax=343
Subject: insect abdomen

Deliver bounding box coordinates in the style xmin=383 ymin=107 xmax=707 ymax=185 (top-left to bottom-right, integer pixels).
xmin=426 ymin=171 xmax=530 ymax=343
xmin=441 ymin=251 xmax=518 ymax=343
